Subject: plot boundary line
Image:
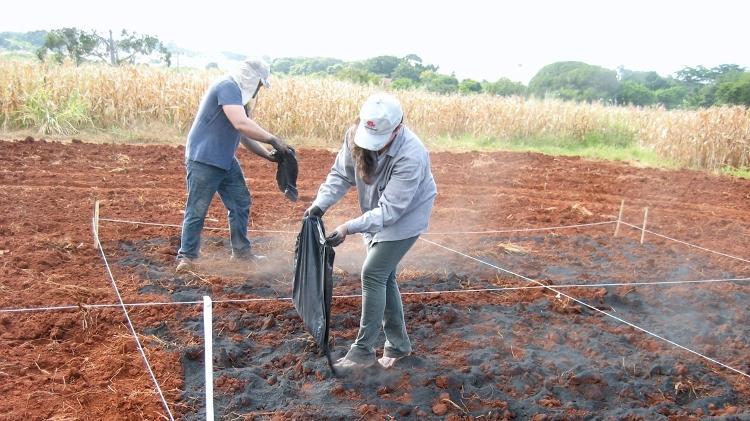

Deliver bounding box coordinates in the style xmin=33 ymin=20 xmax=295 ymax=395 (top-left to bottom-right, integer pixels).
xmin=419 ymin=237 xmax=750 ymax=380
xmin=94 ymin=215 xmax=175 ymax=420
xmin=620 ymin=221 xmax=750 ymax=264
xmin=99 ymin=216 xmax=750 ymax=266
xmin=98 ymin=217 xmax=617 ymax=236
xmin=3 ymin=276 xmax=750 ymax=314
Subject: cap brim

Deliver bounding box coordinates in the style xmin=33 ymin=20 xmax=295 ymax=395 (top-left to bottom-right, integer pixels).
xmin=354 ymin=123 xmax=391 ymax=151
xmin=260 ymin=77 xmax=271 ymax=89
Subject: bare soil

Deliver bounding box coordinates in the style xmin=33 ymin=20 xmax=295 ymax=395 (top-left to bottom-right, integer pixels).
xmin=1 ymin=137 xmax=749 ymax=420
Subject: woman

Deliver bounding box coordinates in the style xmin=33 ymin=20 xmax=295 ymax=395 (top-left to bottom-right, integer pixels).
xmin=305 ymin=93 xmax=437 ymax=371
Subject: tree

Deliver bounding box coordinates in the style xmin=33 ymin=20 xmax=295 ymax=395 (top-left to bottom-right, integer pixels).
xmin=654 ymin=86 xmax=689 ymax=109
xmin=618 ymin=67 xmax=670 ymax=91
xmin=458 ymin=79 xmax=482 ymax=94
xmin=334 ymin=64 xmax=381 ymax=85
xmin=392 ymin=62 xmax=422 ymax=82
xmin=421 ymin=71 xmax=458 ymax=94
xmin=715 ymin=73 xmax=750 ymax=106
xmin=36 ymin=28 xmax=98 ymax=65
xmin=288 ymin=57 xmax=343 ymax=75
xmin=362 ymin=55 xmax=401 ymax=77
xmin=37 ymin=28 xmax=171 ymax=66
xmin=391 ymin=78 xmax=415 ymax=90
xmin=482 ymin=78 xmax=526 ymax=96
xmin=617 ymin=81 xmax=655 ymax=106
xmin=528 ymin=61 xmax=618 ymax=102
xmin=677 ymin=64 xmax=746 ymax=107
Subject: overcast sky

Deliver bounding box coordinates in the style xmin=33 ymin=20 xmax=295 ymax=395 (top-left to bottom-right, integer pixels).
xmin=2 ymin=0 xmax=748 ymax=83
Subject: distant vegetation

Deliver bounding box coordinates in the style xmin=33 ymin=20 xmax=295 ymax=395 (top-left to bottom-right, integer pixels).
xmin=272 ymin=56 xmax=750 ymax=108
xmin=1 ymin=60 xmax=748 ymax=175
xmin=2 ymin=29 xmax=748 ymax=108
xmin=0 ymin=30 xmax=748 ymax=176
xmin=2 ymin=28 xmax=171 ymax=66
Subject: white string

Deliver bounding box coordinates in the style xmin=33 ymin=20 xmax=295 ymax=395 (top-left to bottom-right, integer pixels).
xmin=419 ymin=237 xmax=750 ymax=379
xmin=98 ymin=218 xmax=296 ymax=234
xmin=94 ymin=223 xmax=175 ymax=420
xmin=620 ymin=221 xmax=750 ymax=264
xmin=4 ymin=277 xmax=749 ymax=314
xmin=99 ymin=217 xmax=617 ymax=236
xmin=423 ymin=220 xmax=617 ymax=235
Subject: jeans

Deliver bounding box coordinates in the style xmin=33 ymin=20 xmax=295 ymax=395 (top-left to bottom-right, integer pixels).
xmin=177 ymin=158 xmax=252 ymax=260
xmin=344 ymin=236 xmax=419 ymax=363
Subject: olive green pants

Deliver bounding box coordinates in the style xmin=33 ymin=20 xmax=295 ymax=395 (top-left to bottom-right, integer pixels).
xmin=344 ymin=236 xmax=419 ymax=363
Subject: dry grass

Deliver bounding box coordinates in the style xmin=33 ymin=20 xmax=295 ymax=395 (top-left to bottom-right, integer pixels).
xmin=1 ymin=60 xmax=749 ymax=169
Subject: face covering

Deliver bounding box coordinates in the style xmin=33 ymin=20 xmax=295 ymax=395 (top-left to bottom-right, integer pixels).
xmin=230 ymin=59 xmax=271 ymax=105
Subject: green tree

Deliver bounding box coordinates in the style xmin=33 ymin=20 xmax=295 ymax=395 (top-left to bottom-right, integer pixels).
xmin=617 ymin=81 xmax=655 ymax=106
xmin=37 ymin=28 xmax=171 ymax=66
xmin=421 ymin=71 xmax=458 ymax=94
xmin=391 ymin=78 xmax=415 ymax=90
xmin=529 ymin=61 xmax=618 ymax=102
xmin=36 ymin=28 xmax=98 ymax=65
xmin=334 ymin=64 xmax=381 ymax=85
xmin=482 ymin=78 xmax=526 ymax=96
xmin=288 ymin=57 xmax=343 ymax=75
xmin=458 ymin=79 xmax=482 ymax=94
xmin=715 ymin=73 xmax=750 ymax=106
xmin=392 ymin=62 xmax=422 ymax=82
xmin=618 ymin=67 xmax=670 ymax=90
xmin=362 ymin=55 xmax=401 ymax=77
xmin=654 ymin=85 xmax=689 ymax=109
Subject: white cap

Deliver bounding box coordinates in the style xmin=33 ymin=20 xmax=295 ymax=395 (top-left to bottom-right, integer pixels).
xmin=354 ymin=93 xmax=404 ymax=151
xmin=231 ymin=58 xmax=271 ymax=105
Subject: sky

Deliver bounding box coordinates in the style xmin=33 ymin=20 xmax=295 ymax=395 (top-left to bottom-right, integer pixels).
xmin=2 ymin=0 xmax=748 ymax=84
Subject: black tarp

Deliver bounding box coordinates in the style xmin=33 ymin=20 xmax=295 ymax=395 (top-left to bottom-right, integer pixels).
xmin=270 ymin=147 xmax=299 ymax=202
xmin=292 ymin=215 xmax=335 ymax=373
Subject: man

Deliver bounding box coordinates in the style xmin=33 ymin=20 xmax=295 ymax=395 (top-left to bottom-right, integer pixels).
xmin=176 ymin=58 xmax=289 ymax=272
xmin=305 ymin=93 xmax=437 ymax=371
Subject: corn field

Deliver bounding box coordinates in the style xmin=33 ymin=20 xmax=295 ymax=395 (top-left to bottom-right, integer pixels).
xmin=1 ymin=60 xmax=748 ymax=170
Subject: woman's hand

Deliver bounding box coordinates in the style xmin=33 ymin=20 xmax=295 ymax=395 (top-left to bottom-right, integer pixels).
xmin=327 ymin=224 xmax=348 ymax=247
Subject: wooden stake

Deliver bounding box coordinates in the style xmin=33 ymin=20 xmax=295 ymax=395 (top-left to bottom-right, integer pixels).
xmin=640 ymin=207 xmax=649 ymax=244
xmin=203 ymin=296 xmax=214 ymax=421
xmin=93 ymin=200 xmax=100 ymax=250
xmin=614 ymin=199 xmax=624 ymax=237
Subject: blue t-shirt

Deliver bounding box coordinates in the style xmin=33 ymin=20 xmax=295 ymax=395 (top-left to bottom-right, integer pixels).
xmin=185 ymin=77 xmax=243 ymax=170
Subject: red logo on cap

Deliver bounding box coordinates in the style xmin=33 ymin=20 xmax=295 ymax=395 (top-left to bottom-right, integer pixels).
xmin=366 ymin=120 xmax=376 ymax=129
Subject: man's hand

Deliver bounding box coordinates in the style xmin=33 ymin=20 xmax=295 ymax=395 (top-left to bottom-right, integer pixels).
xmin=327 ymin=224 xmax=348 ymax=247
xmin=269 ymin=136 xmax=290 ymax=154
xmin=267 ymin=150 xmax=280 ymax=163
xmin=303 ymin=205 xmax=324 ymax=218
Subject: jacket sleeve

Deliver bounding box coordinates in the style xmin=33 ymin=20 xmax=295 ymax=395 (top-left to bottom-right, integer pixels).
xmin=311 ymin=131 xmax=356 ymax=212
xmin=346 ymin=155 xmax=422 ymax=235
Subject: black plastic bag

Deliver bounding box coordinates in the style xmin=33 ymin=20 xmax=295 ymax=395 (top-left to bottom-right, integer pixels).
xmin=270 ymin=147 xmax=299 ymax=202
xmin=293 ymin=215 xmax=335 ymax=374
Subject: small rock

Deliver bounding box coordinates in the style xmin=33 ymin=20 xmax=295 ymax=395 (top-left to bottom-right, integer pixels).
xmin=398 ymin=406 xmax=412 ymax=416
xmin=49 ymin=327 xmax=64 ymax=340
xmin=436 ymin=375 xmax=449 ymax=389
xmin=331 ymin=384 xmax=345 ymax=396
xmin=261 ymin=316 xmax=276 ymax=330
xmin=432 ymin=403 xmax=448 ymax=416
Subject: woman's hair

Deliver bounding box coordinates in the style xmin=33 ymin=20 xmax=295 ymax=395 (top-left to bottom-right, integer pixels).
xmin=349 ymin=118 xmax=378 ymax=184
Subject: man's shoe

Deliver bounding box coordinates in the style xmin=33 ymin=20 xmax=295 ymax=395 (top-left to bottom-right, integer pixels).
xmin=230 ymin=252 xmax=267 ymax=263
xmin=229 ymin=253 xmax=268 ymax=264
xmin=378 ymin=354 xmax=409 ymax=369
xmin=333 ymin=356 xmax=374 ymax=373
xmin=175 ymin=258 xmax=195 ymax=273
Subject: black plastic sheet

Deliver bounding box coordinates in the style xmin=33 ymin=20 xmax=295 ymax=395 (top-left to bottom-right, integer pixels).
xmin=292 ymin=215 xmax=335 ymax=373
xmin=271 ymin=147 xmax=299 ymax=202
